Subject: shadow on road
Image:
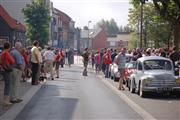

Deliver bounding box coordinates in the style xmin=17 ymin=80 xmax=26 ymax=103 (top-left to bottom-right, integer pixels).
xmin=15 ymin=84 xmax=78 ymax=120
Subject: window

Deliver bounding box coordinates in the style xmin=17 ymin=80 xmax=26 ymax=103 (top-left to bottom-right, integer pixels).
xmin=138 ymin=62 xmax=143 ymax=70
xmin=143 ymin=60 xmax=172 ymax=70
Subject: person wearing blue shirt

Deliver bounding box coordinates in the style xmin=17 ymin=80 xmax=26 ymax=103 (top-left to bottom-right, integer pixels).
xmin=10 ymin=42 xmax=24 ymax=103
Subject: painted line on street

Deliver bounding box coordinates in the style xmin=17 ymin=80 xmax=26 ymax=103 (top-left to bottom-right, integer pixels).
xmin=97 ymin=75 xmax=157 ymax=120
xmin=0 ymin=83 xmax=43 ymax=120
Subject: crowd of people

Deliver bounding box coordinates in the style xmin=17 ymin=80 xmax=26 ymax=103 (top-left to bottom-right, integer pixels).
xmin=0 ymin=40 xmax=179 ymax=105
xmin=82 ymin=47 xmax=180 ymax=90
xmin=0 ymin=40 xmax=74 ymax=105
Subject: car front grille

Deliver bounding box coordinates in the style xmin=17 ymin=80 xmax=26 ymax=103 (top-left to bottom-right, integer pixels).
xmin=148 ymin=74 xmax=175 ymax=87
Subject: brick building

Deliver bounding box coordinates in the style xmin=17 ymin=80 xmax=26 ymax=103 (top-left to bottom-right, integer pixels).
xmin=80 ymin=28 xmax=107 ymax=50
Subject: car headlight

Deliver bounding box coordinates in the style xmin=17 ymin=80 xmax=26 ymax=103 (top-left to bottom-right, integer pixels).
xmin=176 ymin=77 xmax=180 ymax=84
xmin=141 ymin=76 xmax=154 ymax=85
xmin=144 ymin=78 xmax=152 ymax=84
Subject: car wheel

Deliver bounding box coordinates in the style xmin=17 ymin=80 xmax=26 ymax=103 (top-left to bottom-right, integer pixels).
xmin=138 ymin=81 xmax=147 ymax=98
xmin=174 ymin=92 xmax=180 ymax=98
xmin=130 ymin=79 xmax=135 ymax=93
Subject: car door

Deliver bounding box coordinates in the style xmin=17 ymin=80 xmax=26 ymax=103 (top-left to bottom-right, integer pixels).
xmin=134 ymin=61 xmax=144 ymax=88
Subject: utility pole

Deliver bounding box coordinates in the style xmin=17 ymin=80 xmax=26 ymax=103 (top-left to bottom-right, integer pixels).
xmin=140 ymin=0 xmax=148 ymax=48
xmin=87 ymin=21 xmax=91 ymax=48
xmin=140 ymin=1 xmax=143 ymax=48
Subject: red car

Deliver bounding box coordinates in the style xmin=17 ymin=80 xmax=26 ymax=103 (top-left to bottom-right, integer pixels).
xmin=124 ymin=61 xmax=136 ymax=89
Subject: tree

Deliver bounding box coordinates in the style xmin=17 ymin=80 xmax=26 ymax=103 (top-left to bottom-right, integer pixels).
xmin=119 ymin=25 xmax=133 ymax=32
xmin=96 ymin=19 xmax=119 ymax=36
xmin=128 ymin=32 xmax=138 ymax=49
xmin=129 ymin=2 xmax=172 ymax=48
xmin=23 ymin=0 xmax=50 ymax=47
xmin=131 ymin=0 xmax=180 ymax=50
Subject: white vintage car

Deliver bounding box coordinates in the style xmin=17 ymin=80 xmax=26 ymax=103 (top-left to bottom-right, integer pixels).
xmin=129 ymin=56 xmax=180 ymax=97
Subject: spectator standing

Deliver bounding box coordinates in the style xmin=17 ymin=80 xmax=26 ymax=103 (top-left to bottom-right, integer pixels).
xmin=67 ymin=48 xmax=73 ymax=67
xmin=94 ymin=50 xmax=101 ymax=74
xmin=59 ymin=49 xmax=65 ymax=68
xmin=116 ymin=48 xmax=126 ymax=90
xmin=10 ymin=42 xmax=24 ymax=103
xmin=43 ymin=47 xmax=55 ymax=80
xmin=31 ymin=41 xmax=41 ymax=85
xmin=54 ymin=49 xmax=62 ymax=78
xmin=111 ymin=49 xmax=117 ymax=62
xmin=82 ymin=48 xmax=90 ymax=76
xmin=159 ymin=48 xmax=166 ymax=57
xmin=91 ymin=51 xmax=95 ymax=69
xmin=169 ymin=46 xmax=180 ymax=69
xmin=103 ymin=49 xmax=111 ymax=78
xmin=0 ymin=42 xmax=14 ymax=105
xmin=21 ymin=48 xmax=29 ymax=82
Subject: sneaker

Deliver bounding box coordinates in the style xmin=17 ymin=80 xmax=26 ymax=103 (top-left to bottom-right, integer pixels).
xmin=51 ymin=78 xmax=54 ymax=80
xmin=11 ymin=98 xmax=23 ymax=103
xmin=4 ymin=101 xmax=13 ymax=105
xmin=56 ymin=77 xmax=59 ymax=78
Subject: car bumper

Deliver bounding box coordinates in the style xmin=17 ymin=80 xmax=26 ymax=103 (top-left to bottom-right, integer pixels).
xmin=142 ymin=87 xmax=180 ymax=92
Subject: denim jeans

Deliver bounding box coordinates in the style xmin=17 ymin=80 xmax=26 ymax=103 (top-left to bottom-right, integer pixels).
xmin=105 ymin=64 xmax=110 ymax=78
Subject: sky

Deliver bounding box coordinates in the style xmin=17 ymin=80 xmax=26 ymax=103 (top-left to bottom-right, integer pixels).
xmin=51 ymin=0 xmax=131 ymax=29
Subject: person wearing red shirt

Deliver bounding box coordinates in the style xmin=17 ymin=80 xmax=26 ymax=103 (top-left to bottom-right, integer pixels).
xmin=103 ymin=49 xmax=111 ymax=78
xmin=21 ymin=48 xmax=29 ymax=82
xmin=0 ymin=42 xmax=15 ymax=105
xmin=54 ymin=49 xmax=62 ymax=78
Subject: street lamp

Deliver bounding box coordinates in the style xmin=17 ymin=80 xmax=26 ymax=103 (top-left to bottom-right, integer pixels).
xmin=88 ymin=21 xmax=91 ymax=48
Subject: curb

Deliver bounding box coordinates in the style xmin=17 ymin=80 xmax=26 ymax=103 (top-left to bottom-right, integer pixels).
xmin=0 ymin=83 xmax=43 ymax=120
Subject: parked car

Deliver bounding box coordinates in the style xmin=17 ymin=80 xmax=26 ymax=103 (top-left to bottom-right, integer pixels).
xmin=109 ymin=54 xmax=133 ymax=82
xmin=129 ymin=56 xmax=180 ymax=98
xmin=109 ymin=61 xmax=120 ymax=82
xmin=124 ymin=61 xmax=136 ymax=89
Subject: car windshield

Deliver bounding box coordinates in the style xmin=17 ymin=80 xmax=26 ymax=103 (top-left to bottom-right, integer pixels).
xmin=143 ymin=60 xmax=172 ymax=70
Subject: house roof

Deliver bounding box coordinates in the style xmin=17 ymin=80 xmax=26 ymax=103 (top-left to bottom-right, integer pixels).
xmin=53 ymin=8 xmax=72 ymax=22
xmin=107 ymin=33 xmax=130 ymax=42
xmin=81 ymin=28 xmax=102 ymax=39
xmin=0 ymin=5 xmax=26 ymax=32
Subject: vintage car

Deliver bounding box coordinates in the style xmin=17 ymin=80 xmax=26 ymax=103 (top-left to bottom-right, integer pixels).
xmin=129 ymin=56 xmax=180 ymax=97
xmin=125 ymin=61 xmax=136 ymax=89
xmin=109 ymin=54 xmax=133 ymax=82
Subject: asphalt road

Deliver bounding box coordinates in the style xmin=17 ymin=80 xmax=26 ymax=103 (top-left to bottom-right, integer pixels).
xmin=15 ymin=66 xmax=142 ymax=120
xmin=105 ymin=71 xmax=180 ymax=120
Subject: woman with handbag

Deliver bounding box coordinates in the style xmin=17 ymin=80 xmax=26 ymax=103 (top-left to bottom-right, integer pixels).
xmin=0 ymin=42 xmax=15 ymax=105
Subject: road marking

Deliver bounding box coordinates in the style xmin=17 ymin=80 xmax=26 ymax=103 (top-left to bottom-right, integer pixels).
xmin=97 ymin=75 xmax=157 ymax=120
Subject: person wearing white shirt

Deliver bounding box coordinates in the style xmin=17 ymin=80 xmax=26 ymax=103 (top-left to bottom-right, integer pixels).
xmin=43 ymin=47 xmax=55 ymax=80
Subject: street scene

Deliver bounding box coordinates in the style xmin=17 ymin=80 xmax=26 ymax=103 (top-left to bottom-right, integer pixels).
xmin=0 ymin=0 xmax=180 ymax=120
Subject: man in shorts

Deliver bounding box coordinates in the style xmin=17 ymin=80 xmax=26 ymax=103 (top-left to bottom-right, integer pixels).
xmin=116 ymin=48 xmax=126 ymax=90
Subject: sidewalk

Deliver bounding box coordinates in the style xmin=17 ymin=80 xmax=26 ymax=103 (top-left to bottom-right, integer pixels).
xmin=0 ymin=78 xmax=33 ymax=116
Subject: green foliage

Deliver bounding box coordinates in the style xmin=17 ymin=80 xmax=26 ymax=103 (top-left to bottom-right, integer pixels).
xmin=128 ymin=32 xmax=138 ymax=49
xmin=119 ymin=25 xmax=133 ymax=32
xmin=96 ymin=19 xmax=119 ymax=36
xmin=23 ymin=0 xmax=50 ymax=47
xmin=128 ymin=2 xmax=172 ymax=48
xmin=131 ymin=0 xmax=180 ymax=49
